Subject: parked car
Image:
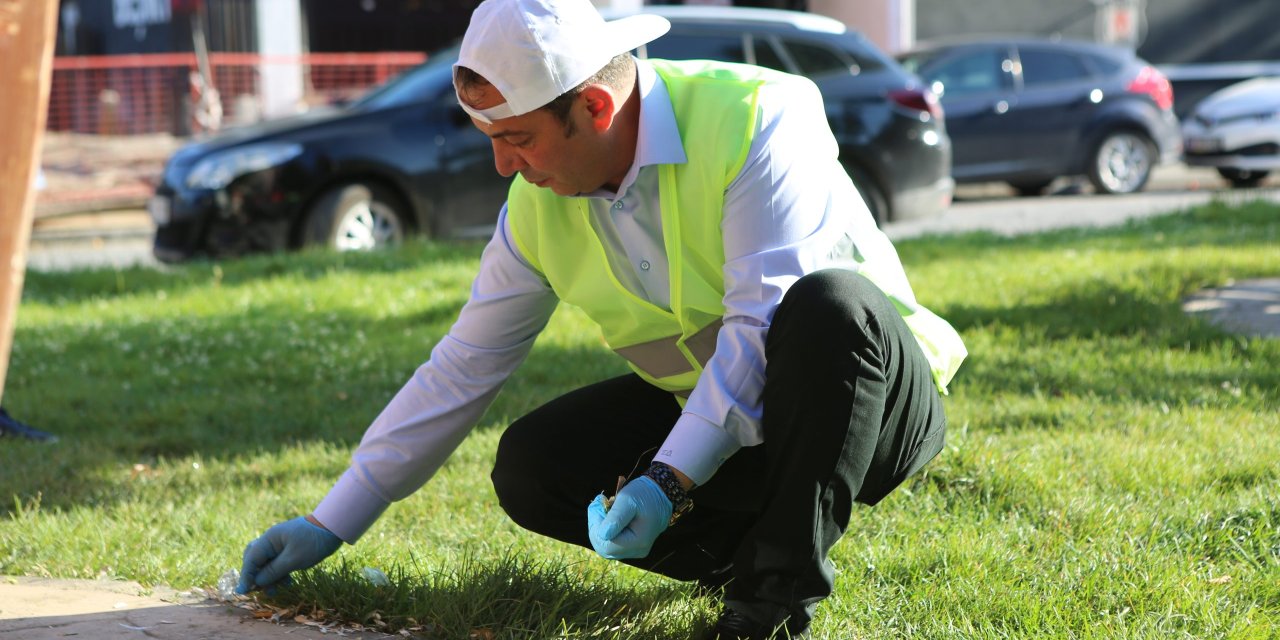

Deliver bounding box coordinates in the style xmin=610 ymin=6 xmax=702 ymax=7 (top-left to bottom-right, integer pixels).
xmin=898 ymin=37 xmax=1181 ymax=195
xmin=153 ymin=6 xmax=952 ymax=262
xmin=1181 ymin=75 xmax=1280 ymax=188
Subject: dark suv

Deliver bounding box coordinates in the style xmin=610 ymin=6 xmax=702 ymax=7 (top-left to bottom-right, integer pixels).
xmin=624 ymin=6 xmax=953 ymax=224
xmin=152 ymin=6 xmax=952 ymax=262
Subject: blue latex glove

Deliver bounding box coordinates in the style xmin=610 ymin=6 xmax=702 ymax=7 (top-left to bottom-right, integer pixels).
xmin=587 ymin=475 xmax=673 ymax=560
xmin=236 ymin=516 xmax=342 ymax=594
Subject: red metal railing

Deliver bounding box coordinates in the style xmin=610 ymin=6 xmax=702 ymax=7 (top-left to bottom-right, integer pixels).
xmin=47 ymin=52 xmax=428 ymax=135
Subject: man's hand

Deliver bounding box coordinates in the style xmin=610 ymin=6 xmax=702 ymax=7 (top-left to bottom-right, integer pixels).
xmin=587 ymin=476 xmax=672 ymax=559
xmin=236 ymin=516 xmax=342 ymax=594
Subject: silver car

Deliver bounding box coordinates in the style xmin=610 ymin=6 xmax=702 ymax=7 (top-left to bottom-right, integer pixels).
xmin=1182 ymin=76 xmax=1280 ymax=188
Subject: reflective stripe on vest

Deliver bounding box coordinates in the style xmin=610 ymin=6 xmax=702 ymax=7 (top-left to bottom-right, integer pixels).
xmin=613 ymin=319 xmax=724 ymax=379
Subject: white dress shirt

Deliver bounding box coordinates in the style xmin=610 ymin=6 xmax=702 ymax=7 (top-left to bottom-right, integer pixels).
xmin=314 ymin=59 xmax=918 ymax=542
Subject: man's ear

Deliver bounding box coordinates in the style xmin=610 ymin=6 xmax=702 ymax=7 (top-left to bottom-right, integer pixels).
xmin=579 ymin=85 xmax=616 ymax=132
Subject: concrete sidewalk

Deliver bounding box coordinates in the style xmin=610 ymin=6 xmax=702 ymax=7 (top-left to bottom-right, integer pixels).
xmin=1182 ymin=278 xmax=1280 ymax=338
xmin=0 ymin=577 xmax=399 ymax=640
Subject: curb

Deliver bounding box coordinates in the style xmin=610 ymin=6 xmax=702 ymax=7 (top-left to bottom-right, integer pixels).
xmin=28 ymin=226 xmax=154 ymax=244
xmin=29 ymin=209 xmax=154 ymax=244
xmin=35 ymin=184 xmax=152 ymax=219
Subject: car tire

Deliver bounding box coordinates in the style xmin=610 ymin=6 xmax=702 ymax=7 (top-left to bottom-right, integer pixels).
xmin=1217 ymin=168 xmax=1270 ymax=189
xmin=1087 ymin=130 xmax=1155 ymax=194
xmin=845 ymin=165 xmax=888 ymax=225
xmin=1008 ymin=179 xmax=1055 ymax=197
xmin=304 ymin=182 xmax=408 ymax=252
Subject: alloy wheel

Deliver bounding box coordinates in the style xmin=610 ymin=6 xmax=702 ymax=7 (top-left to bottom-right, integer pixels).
xmin=1092 ymin=132 xmax=1153 ymax=194
xmin=334 ymin=199 xmax=404 ymax=251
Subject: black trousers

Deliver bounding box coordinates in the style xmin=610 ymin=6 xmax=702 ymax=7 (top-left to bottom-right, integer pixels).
xmin=491 ymin=270 xmax=946 ymax=626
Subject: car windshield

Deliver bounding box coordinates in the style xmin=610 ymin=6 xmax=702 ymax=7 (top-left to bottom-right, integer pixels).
xmin=353 ymin=47 xmax=459 ymax=110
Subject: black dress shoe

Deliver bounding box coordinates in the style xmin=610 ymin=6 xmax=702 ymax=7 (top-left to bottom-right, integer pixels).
xmin=703 ymin=607 xmax=808 ymax=640
xmin=0 ymin=407 xmax=58 ymax=443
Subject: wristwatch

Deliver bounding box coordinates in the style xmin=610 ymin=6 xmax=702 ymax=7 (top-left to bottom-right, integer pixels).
xmin=643 ymin=462 xmax=694 ymax=525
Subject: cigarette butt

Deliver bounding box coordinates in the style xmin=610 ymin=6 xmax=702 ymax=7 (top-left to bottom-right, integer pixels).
xmin=603 ymin=475 xmax=626 ymax=511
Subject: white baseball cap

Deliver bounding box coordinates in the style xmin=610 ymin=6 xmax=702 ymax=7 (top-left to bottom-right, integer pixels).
xmin=453 ymin=0 xmax=670 ymax=123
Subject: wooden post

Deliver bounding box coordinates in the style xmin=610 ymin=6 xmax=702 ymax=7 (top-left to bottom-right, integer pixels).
xmin=0 ymin=0 xmax=59 ymax=405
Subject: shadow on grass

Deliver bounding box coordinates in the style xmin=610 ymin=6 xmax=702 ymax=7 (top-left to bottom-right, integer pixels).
xmin=281 ymin=554 xmax=708 ymax=640
xmin=913 ymin=204 xmax=1280 ymax=409
xmin=941 ymin=279 xmax=1182 ymax=341
xmin=939 ymin=274 xmax=1280 ymax=399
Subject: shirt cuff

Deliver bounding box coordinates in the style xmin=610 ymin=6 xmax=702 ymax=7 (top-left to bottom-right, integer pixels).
xmin=653 ymin=413 xmax=742 ymax=486
xmin=312 ymin=470 xmax=391 ymax=543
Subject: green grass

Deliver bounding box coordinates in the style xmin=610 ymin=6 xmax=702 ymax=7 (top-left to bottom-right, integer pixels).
xmin=2 ymin=200 xmax=1278 ymax=639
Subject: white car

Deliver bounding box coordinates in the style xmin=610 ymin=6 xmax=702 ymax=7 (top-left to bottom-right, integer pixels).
xmin=1182 ymin=76 xmax=1280 ymax=188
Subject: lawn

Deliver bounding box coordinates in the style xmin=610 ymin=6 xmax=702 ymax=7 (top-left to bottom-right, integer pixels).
xmin=1 ymin=200 xmax=1277 ymax=639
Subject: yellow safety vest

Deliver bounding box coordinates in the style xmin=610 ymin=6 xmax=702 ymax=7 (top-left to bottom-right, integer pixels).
xmin=507 ymin=59 xmax=965 ymax=399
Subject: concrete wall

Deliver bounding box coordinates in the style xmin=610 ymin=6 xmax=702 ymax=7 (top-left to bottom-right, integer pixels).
xmin=916 ymin=0 xmax=1095 ymax=45
xmin=812 ymin=0 xmax=914 ymax=54
xmin=1140 ymin=0 xmax=1280 ymax=64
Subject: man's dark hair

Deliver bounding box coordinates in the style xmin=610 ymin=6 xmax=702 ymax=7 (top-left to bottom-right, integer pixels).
xmin=455 ymin=54 xmax=635 ymax=136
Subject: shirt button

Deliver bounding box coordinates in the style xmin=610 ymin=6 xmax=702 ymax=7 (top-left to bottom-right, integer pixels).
xmin=613 ymin=201 xmax=624 ymax=209
xmin=640 ymin=260 xmax=651 ymax=271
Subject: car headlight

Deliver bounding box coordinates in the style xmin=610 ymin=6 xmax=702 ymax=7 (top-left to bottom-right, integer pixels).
xmin=184 ymin=142 xmax=303 ymax=190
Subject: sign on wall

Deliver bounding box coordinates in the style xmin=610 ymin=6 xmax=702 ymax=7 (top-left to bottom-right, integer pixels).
xmin=114 ymin=0 xmax=172 ymax=38
xmin=111 ymin=0 xmax=173 ymax=49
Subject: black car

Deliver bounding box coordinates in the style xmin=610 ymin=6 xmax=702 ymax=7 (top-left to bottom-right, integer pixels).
xmin=152 ymin=6 xmax=952 ymax=262
xmin=898 ymin=37 xmax=1181 ymax=195
xmin=151 ymin=55 xmax=498 ymax=262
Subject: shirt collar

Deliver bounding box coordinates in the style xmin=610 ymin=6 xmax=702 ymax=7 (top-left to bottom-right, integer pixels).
xmin=634 ymin=58 xmax=688 ymax=170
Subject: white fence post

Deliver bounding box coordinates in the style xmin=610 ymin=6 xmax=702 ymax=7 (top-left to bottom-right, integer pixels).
xmin=256 ymin=0 xmax=306 ymax=120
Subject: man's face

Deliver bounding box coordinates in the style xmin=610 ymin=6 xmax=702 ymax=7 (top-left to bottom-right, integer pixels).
xmin=462 ymin=84 xmax=614 ymax=196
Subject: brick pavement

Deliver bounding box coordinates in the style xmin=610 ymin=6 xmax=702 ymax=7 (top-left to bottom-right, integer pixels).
xmin=0 ymin=576 xmax=396 ymax=640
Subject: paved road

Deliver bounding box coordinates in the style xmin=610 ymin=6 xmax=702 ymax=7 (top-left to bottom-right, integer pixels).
xmin=24 ymin=165 xmax=1280 ymax=271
